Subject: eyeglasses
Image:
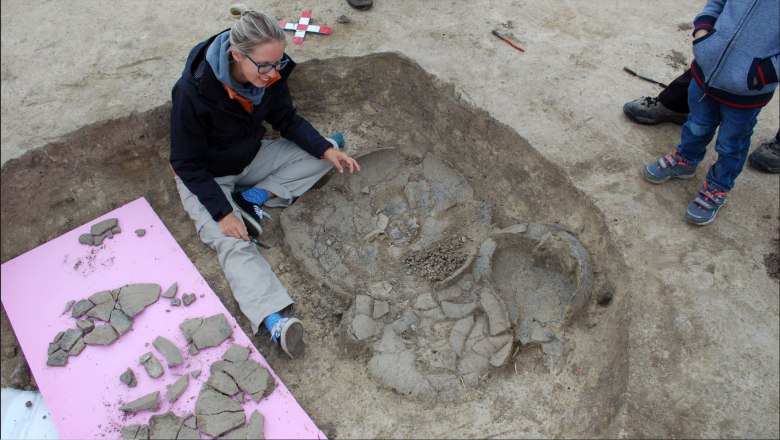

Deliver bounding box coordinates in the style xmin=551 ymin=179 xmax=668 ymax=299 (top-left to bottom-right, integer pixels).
xmin=240 ymin=51 xmax=288 ymax=74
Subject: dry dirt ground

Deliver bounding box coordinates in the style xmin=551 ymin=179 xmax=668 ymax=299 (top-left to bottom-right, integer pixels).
xmin=1 ymin=1 xmax=779 ymax=438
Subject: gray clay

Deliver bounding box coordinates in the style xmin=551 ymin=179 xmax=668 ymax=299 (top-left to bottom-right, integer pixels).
xmin=87 ymin=300 xmax=115 ymax=322
xmin=120 ymin=368 xmax=137 ymax=387
xmin=180 ymin=314 xmax=232 ymax=350
xmin=117 ymin=283 xmax=161 ymax=318
xmin=194 ymin=386 xmax=246 ymax=437
xmin=57 ymin=328 xmax=83 ymax=351
xmin=161 ymin=282 xmax=177 ymax=299
xmin=61 ymin=300 xmax=75 ymax=316
xmin=83 ymin=325 xmax=118 ymax=345
xmin=166 ymin=375 xmax=189 ymax=403
xmin=221 ymin=359 xmax=274 ymax=401
xmin=120 ymin=424 xmax=144 ymax=440
xmin=120 ymin=391 xmax=160 ymax=413
xmin=170 ymin=298 xmax=181 ymax=307
xmin=206 ymin=370 xmax=239 ymax=396
xmin=153 ymin=336 xmax=183 ymax=367
xmin=46 ymin=349 xmax=68 ymax=367
xmin=245 ymin=409 xmax=265 ymax=439
xmin=110 ymin=309 xmax=133 ymax=336
xmin=78 ymin=234 xmax=95 ymax=245
xmin=182 ymin=293 xmax=196 ymax=306
xmin=135 ymin=228 xmax=146 ymax=237
xmin=88 ymin=290 xmax=114 ymax=304
xmin=148 ymin=411 xmax=187 ymax=439
xmin=140 ymin=352 xmax=164 ymax=378
xmin=222 ymin=344 xmax=250 ymax=363
xmin=76 ymin=319 xmax=95 ymax=333
xmin=191 ymin=369 xmax=201 ymax=379
xmin=90 ymin=218 xmax=118 ymax=236
xmin=71 ymin=299 xmax=95 ymax=318
xmin=68 ymin=338 xmax=86 ymax=356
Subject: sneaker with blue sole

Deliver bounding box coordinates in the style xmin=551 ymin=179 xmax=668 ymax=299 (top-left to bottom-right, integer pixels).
xmin=269 ymin=316 xmax=305 ymax=358
xmin=231 ymin=192 xmax=271 ymax=236
xmin=685 ymin=183 xmax=727 ymax=226
xmin=643 ymin=152 xmax=697 ymax=183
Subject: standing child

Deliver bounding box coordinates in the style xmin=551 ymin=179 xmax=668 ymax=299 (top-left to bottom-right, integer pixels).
xmin=642 ymin=0 xmax=779 ymax=225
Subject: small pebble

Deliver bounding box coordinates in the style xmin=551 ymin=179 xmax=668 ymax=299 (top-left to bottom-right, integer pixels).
xmin=135 ymin=229 xmax=146 ymax=237
xmin=25 ymin=400 xmax=32 ymax=408
xmin=337 ymin=15 xmax=350 ymax=24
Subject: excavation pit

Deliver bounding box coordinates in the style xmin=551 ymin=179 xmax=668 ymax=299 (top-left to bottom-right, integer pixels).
xmin=0 ymin=52 xmax=629 ymax=437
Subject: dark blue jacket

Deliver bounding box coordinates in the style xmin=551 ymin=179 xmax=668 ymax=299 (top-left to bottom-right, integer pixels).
xmin=691 ymin=0 xmax=780 ymax=108
xmin=170 ymin=31 xmax=331 ymax=222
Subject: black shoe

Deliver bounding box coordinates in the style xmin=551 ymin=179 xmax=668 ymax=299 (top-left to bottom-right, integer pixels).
xmin=347 ymin=0 xmax=373 ymax=9
xmin=231 ymin=192 xmax=267 ymax=236
xmin=748 ymin=138 xmax=780 ymax=174
xmin=623 ymin=96 xmax=688 ymax=125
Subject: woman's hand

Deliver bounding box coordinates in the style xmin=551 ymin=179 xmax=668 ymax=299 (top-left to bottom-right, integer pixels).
xmin=323 ymin=147 xmax=362 ymax=174
xmin=218 ymin=212 xmax=249 ymax=241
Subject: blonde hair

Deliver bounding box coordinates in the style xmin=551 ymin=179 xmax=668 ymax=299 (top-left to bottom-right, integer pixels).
xmin=227 ymin=3 xmax=286 ymax=53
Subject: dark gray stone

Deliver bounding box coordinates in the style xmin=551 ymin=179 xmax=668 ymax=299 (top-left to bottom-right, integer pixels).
xmin=119 ymin=391 xmax=160 ymax=413
xmin=153 ymin=336 xmax=183 ymax=367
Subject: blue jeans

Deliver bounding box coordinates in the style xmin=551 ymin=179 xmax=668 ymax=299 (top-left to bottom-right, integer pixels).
xmin=675 ymin=81 xmax=762 ymax=191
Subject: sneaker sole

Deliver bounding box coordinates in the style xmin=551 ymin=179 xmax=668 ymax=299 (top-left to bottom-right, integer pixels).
xmin=280 ymin=318 xmax=305 ymax=358
xmin=623 ymin=107 xmax=687 ymax=126
xmin=234 ymin=206 xmax=263 ymax=236
xmin=748 ymin=157 xmax=780 ymax=173
xmin=685 ymin=205 xmax=722 ymax=226
xmin=642 ymin=166 xmax=696 ymax=184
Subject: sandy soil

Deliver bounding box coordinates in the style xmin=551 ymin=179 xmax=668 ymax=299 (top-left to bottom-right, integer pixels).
xmin=1 ymin=1 xmax=778 ymax=438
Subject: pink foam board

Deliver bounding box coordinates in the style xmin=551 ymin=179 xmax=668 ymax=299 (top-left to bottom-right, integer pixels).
xmin=1 ymin=197 xmax=325 ymax=439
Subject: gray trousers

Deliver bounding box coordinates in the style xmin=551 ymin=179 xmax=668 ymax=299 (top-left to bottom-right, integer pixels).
xmin=175 ymin=138 xmax=334 ymax=334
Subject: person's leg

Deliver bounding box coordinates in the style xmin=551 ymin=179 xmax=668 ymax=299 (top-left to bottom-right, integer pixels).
xmin=174 ymin=176 xmax=294 ymax=337
xmin=685 ymin=103 xmax=762 ymax=225
xmin=642 ymin=81 xmax=718 ymax=183
xmin=748 ymin=128 xmax=780 ymax=173
xmin=702 ymin=106 xmax=762 ymax=192
xmin=658 ymin=68 xmax=693 ymax=113
xmin=236 ymin=138 xmax=334 ymax=207
xmin=623 ymin=69 xmax=691 ymax=125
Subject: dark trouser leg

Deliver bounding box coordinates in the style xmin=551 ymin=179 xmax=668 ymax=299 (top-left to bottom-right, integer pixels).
xmin=658 ymin=69 xmax=693 ymax=114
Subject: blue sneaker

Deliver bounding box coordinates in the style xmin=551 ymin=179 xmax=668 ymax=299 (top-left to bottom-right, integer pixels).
xmin=685 ymin=183 xmax=728 ymax=226
xmin=643 ymin=152 xmax=696 ymax=183
xmin=269 ymin=317 xmax=305 ymax=358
